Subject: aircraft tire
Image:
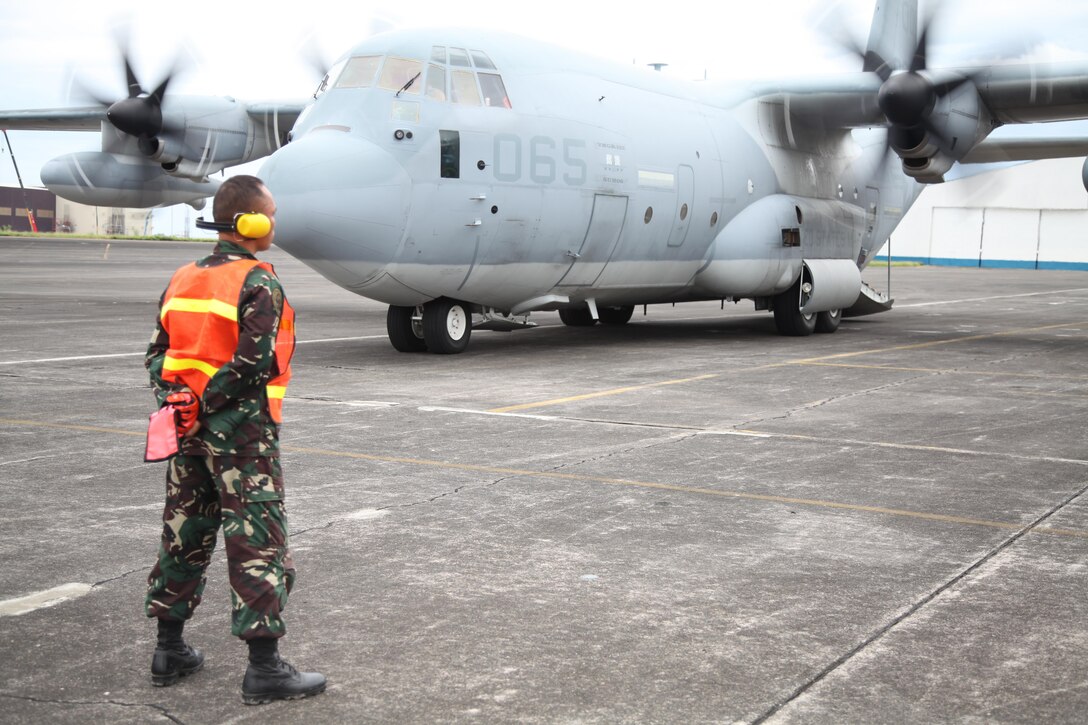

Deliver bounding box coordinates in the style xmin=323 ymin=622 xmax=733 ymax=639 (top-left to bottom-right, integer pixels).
xmin=598 ymin=305 xmax=634 ymax=325
xmin=386 ymin=305 xmax=428 ymax=352
xmin=423 ymin=298 xmax=472 ymax=354
xmin=815 ymin=308 xmax=842 ymax=333
xmin=772 ymin=278 xmax=816 ymax=336
xmin=558 ymin=306 xmax=597 ymax=327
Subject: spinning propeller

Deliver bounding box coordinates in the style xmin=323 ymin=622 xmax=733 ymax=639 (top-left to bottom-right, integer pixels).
xmin=832 ymin=4 xmax=976 ymax=159
xmin=77 ymin=38 xmax=184 ymax=157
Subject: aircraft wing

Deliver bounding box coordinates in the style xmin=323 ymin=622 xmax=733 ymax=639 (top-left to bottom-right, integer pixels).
xmin=962 ymin=136 xmax=1088 ymax=163
xmin=0 ymin=106 xmax=106 ymax=131
xmin=0 ymin=101 xmax=308 ymax=133
xmin=748 ymin=61 xmax=1088 ymax=131
xmin=969 ymin=62 xmax=1088 ymax=125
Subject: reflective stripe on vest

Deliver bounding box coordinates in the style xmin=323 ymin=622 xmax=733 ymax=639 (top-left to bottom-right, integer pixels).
xmin=161 ymin=259 xmax=295 ymax=423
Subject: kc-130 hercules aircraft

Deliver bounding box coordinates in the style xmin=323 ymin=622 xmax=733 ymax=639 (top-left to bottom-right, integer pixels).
xmin=3 ymin=0 xmax=1087 ymax=353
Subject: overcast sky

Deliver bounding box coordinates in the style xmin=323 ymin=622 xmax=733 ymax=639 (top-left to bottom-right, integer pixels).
xmin=0 ymin=0 xmax=1084 ymax=231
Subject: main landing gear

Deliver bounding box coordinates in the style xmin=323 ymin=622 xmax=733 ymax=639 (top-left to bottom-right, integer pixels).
xmin=772 ymin=276 xmax=841 ymax=336
xmin=386 ymin=298 xmax=472 ymax=354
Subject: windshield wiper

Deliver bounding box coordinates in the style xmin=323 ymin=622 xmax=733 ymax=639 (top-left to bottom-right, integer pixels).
xmin=396 ymin=72 xmax=421 ymax=97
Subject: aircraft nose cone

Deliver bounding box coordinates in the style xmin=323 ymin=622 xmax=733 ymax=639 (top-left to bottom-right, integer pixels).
xmin=260 ymin=131 xmax=411 ymax=289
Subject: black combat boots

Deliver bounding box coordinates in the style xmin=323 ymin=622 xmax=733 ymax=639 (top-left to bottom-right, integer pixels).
xmin=151 ymin=619 xmax=205 ymax=687
xmin=241 ymin=638 xmax=327 ymax=705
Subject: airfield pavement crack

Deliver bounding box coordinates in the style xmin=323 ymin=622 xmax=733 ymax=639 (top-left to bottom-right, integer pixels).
xmin=750 ymin=479 xmax=1088 ymax=724
xmin=0 ymin=694 xmax=185 ymax=724
xmin=537 ymin=431 xmax=703 ymax=481
xmin=736 ymin=372 xmax=935 ymax=431
xmin=93 ymin=567 xmax=145 ymax=588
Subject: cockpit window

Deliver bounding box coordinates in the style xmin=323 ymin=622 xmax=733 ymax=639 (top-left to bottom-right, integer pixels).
xmin=426 ymin=64 xmax=447 ymax=101
xmin=335 ymin=56 xmax=382 ymax=89
xmin=450 ymin=70 xmax=481 ymax=106
xmin=479 ymin=73 xmax=510 ymax=108
xmin=448 ymin=48 xmax=472 ymax=67
xmin=470 ymin=51 xmax=496 ymax=70
xmin=421 ymin=46 xmax=513 ymax=109
xmin=314 ymin=58 xmax=348 ymax=98
xmin=379 ymin=58 xmax=424 ymax=95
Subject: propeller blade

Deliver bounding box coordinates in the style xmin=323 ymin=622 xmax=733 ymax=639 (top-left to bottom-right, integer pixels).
xmin=151 ymin=76 xmax=171 ymax=104
xmin=123 ymin=56 xmax=143 ymax=98
xmin=863 ymin=50 xmax=894 ymax=82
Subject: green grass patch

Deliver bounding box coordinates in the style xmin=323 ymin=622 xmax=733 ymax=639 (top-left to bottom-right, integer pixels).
xmin=0 ymin=230 xmax=210 ymax=242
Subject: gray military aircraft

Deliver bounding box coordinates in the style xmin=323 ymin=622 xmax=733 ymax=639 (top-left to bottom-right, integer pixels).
xmin=3 ymin=0 xmax=1087 ymax=353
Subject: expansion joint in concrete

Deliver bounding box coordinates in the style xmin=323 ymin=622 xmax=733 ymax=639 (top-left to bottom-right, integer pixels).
xmin=750 ymin=479 xmax=1088 ymax=724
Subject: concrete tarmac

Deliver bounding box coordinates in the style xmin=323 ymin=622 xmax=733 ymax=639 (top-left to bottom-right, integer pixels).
xmin=1 ymin=236 xmax=1086 ymax=724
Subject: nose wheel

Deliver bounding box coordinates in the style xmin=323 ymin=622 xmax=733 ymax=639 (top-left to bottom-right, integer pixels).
xmin=387 ymin=299 xmax=474 ymax=353
xmin=386 ymin=305 xmax=427 ymax=352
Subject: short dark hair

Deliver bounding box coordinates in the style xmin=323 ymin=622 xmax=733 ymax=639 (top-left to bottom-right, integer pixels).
xmin=213 ymin=175 xmax=268 ymax=224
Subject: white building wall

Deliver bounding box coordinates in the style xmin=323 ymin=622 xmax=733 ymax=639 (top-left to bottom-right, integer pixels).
xmin=56 ymin=200 xmax=152 ymax=237
xmin=884 ymin=157 xmax=1088 ymax=270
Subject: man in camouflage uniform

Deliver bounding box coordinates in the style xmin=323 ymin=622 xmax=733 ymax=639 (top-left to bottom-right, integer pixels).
xmin=144 ymin=175 xmax=325 ymax=704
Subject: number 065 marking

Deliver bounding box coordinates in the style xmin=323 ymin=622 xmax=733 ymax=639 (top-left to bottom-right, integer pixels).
xmin=493 ymin=134 xmax=587 ymax=186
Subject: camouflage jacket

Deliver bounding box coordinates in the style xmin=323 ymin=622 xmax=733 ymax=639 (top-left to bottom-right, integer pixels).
xmin=146 ymin=241 xmax=289 ymax=456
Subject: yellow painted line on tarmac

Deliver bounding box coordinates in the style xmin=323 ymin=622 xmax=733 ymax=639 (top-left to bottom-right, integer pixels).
xmin=285 ymin=444 xmax=1088 ymax=539
xmin=793 ymin=361 xmax=1088 ymax=382
xmin=3 ymin=417 xmax=1086 ymax=539
xmin=784 ymin=321 xmax=1087 ymax=366
xmin=487 ymin=322 xmax=1086 ymax=414
xmin=488 ymin=373 xmax=722 ymax=413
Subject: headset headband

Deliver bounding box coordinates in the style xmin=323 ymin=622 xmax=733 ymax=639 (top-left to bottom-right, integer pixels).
xmin=195 ymin=211 xmax=271 ymax=239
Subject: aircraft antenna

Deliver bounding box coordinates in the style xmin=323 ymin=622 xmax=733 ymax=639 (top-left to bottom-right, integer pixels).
xmin=1 ymin=130 xmax=38 ymax=233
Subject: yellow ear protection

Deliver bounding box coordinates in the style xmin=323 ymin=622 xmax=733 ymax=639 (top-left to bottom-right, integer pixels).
xmin=195 ymin=212 xmax=272 ymax=239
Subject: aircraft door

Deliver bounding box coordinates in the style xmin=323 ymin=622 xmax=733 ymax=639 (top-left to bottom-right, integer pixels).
xmin=858 ymin=185 xmax=880 ymax=265
xmin=557 ymin=194 xmax=629 ymax=287
xmin=667 ymin=165 xmax=695 ymax=247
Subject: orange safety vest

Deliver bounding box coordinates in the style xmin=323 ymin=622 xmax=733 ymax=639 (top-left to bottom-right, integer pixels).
xmin=159 ymin=259 xmax=295 ymax=423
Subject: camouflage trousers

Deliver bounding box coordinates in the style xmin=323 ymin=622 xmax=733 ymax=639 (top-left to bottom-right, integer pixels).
xmin=145 ymin=454 xmax=296 ymax=640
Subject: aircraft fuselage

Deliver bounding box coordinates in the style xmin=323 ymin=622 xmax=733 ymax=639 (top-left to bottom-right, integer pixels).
xmin=260 ymin=29 xmax=919 ymax=328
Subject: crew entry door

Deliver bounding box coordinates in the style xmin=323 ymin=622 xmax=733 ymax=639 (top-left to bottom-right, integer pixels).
xmin=557 ymin=194 xmax=629 ymax=287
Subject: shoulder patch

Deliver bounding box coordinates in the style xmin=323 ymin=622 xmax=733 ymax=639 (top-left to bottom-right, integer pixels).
xmin=272 ymin=287 xmax=284 ymax=313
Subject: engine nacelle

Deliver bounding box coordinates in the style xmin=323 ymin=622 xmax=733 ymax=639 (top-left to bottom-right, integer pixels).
xmin=107 ymin=96 xmax=279 ymax=180
xmin=41 ymin=152 xmax=219 ymax=209
xmin=890 ymin=73 xmax=993 ymax=184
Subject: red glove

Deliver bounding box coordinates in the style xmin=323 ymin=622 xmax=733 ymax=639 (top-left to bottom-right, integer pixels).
xmin=165 ymin=391 xmax=200 ymax=437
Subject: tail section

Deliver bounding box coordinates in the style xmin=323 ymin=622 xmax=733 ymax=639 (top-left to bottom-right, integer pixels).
xmin=864 ymin=0 xmax=918 ymax=76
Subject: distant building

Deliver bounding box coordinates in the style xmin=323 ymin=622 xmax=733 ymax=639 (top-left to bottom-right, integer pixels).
xmin=0 ymin=186 xmax=55 ymax=232
xmin=0 ymin=185 xmax=150 ymax=236
xmin=885 ymin=157 xmax=1088 ymax=270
